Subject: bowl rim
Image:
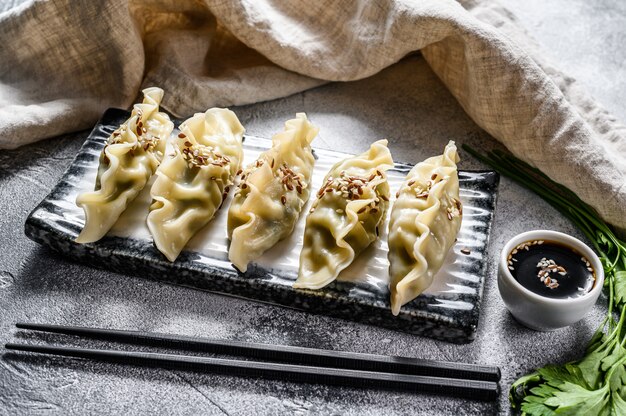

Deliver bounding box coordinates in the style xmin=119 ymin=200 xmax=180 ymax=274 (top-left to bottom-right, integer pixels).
xmin=499 ymin=229 xmax=605 ymax=305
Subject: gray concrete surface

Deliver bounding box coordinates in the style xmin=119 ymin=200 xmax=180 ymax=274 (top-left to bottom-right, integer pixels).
xmin=1 ymin=1 xmax=624 ymax=415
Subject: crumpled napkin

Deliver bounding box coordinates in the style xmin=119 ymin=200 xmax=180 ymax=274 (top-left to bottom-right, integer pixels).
xmin=0 ymin=0 xmax=624 ymax=231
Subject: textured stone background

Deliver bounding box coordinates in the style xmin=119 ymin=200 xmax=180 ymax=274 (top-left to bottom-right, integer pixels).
xmin=1 ymin=1 xmax=625 ymax=414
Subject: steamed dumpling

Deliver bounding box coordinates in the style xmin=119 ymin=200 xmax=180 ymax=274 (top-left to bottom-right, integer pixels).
xmin=388 ymin=141 xmax=462 ymax=316
xmin=147 ymin=108 xmax=244 ymax=262
xmin=295 ymin=140 xmax=394 ymax=289
xmin=228 ymin=113 xmax=318 ymax=272
xmin=76 ymin=87 xmax=174 ymax=243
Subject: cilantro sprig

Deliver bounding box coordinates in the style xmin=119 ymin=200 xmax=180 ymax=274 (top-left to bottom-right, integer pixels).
xmin=463 ymin=145 xmax=626 ymax=415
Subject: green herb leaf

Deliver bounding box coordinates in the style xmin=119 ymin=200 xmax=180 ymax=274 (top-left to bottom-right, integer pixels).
xmin=607 ymin=363 xmax=626 ymax=393
xmin=543 ymin=382 xmax=609 ymax=414
xmin=601 ymin=343 xmax=626 ymax=373
xmin=520 ymin=398 xmax=557 ymax=416
xmin=510 ymin=371 xmax=542 ymax=408
xmin=614 ymin=271 xmax=626 ymax=306
xmin=611 ymin=390 xmax=626 ymax=415
xmin=538 ymin=365 xmax=588 ymax=389
xmin=578 ymin=346 xmax=613 ymax=389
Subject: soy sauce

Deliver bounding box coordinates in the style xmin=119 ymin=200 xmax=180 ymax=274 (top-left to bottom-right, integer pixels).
xmin=507 ymin=240 xmax=595 ymax=299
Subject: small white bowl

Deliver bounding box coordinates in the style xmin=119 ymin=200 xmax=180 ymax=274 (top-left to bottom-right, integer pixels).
xmin=498 ymin=230 xmax=604 ymax=331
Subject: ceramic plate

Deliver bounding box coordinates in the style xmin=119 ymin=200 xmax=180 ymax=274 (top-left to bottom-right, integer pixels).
xmin=25 ymin=108 xmax=499 ymax=343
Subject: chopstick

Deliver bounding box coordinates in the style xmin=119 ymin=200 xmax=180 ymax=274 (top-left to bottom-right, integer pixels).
xmin=5 ymin=343 xmax=499 ymax=401
xmin=15 ymin=322 xmax=500 ymax=382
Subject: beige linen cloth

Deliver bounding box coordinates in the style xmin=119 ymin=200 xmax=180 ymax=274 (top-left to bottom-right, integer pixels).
xmin=1 ymin=0 xmax=625 ymax=231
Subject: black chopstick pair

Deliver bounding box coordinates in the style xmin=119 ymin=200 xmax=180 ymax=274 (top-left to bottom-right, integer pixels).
xmin=6 ymin=323 xmax=500 ymax=401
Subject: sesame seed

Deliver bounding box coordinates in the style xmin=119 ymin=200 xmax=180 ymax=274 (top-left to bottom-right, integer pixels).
xmin=431 ymin=174 xmax=437 ymax=180
xmin=281 ymin=195 xmax=286 ymax=205
xmin=357 ymin=207 xmax=366 ymax=214
xmin=461 ymin=248 xmax=471 ymax=255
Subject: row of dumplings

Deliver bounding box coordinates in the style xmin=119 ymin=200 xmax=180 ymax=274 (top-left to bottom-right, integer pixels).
xmin=76 ymin=88 xmax=463 ymax=316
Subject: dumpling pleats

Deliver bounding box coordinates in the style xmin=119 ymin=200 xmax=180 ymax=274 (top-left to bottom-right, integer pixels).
xmin=295 ymin=139 xmax=394 ymax=289
xmin=76 ymin=87 xmax=174 ymax=243
xmin=147 ymin=108 xmax=244 ymax=262
xmin=388 ymin=141 xmax=462 ymax=316
xmin=228 ymin=113 xmax=318 ymax=272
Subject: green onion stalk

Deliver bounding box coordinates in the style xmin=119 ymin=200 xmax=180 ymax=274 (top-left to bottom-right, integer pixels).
xmin=463 ymin=145 xmax=626 ymax=415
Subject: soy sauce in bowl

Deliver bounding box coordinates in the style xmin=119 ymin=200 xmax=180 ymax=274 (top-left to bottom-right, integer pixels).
xmin=506 ymin=239 xmax=596 ymax=299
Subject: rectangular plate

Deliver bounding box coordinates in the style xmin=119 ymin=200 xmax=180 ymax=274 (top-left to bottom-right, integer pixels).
xmin=25 ymin=108 xmax=499 ymax=343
